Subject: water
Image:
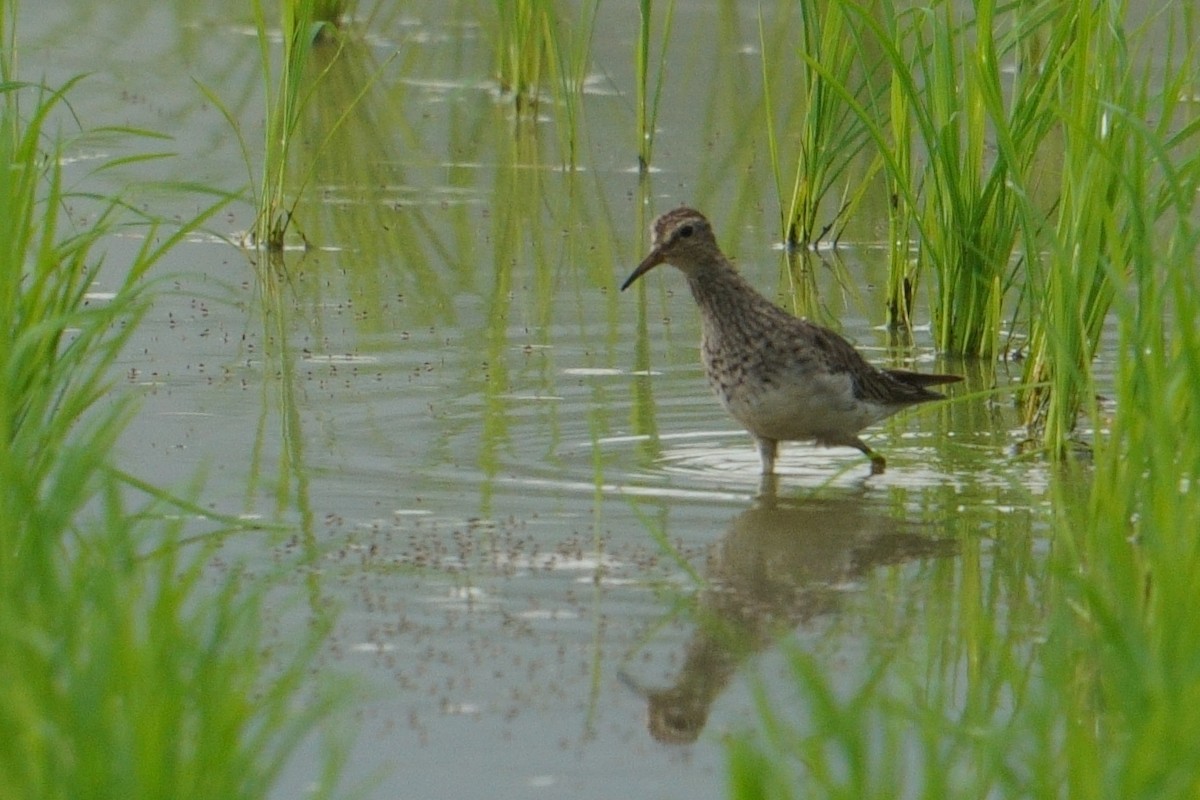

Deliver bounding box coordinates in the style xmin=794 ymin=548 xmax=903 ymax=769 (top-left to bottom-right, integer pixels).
xmin=21 ymin=1 xmax=1070 ymax=797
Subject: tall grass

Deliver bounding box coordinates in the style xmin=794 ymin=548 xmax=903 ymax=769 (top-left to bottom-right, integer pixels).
xmin=1019 ymin=1 xmax=1198 ymax=455
xmin=1039 ymin=29 xmax=1200 ymax=789
xmin=0 ymin=38 xmax=342 ymax=800
xmin=255 ymin=0 xmax=325 ymax=249
xmin=543 ymin=0 xmax=600 ymax=166
xmin=792 ymin=0 xmax=1172 ymax=450
xmin=1005 ymin=80 xmax=1200 ymax=796
xmin=491 ymin=0 xmax=598 ymax=166
xmin=636 ymin=0 xmax=675 ymax=172
xmin=202 ymin=0 xmax=397 ymax=252
xmin=200 ymin=0 xmax=343 ymax=251
xmin=1 ymin=75 xmax=177 ymax=543
xmin=724 ymin=2 xmax=1200 ymax=795
xmin=493 ymin=0 xmax=551 ymax=110
xmin=1016 ymin=2 xmax=1125 ymax=453
xmin=760 ymin=0 xmax=878 ymax=248
xmin=795 ymin=0 xmax=1062 ymax=355
xmin=889 ymin=0 xmax=1060 ymax=358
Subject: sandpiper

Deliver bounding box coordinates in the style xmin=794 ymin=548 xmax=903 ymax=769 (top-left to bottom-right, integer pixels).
xmin=621 ymin=207 xmax=960 ymax=475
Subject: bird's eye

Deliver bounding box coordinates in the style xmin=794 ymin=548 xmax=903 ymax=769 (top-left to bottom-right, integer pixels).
xmin=678 ymin=224 xmax=694 ymax=238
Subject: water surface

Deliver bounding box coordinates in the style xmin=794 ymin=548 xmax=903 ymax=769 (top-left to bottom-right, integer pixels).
xmin=23 ymin=2 xmax=1073 ymax=797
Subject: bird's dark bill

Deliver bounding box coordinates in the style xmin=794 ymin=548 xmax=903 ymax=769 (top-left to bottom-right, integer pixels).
xmin=620 ymin=248 xmax=665 ymax=291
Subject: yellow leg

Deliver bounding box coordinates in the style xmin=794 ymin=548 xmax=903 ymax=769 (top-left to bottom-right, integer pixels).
xmin=851 ymin=437 xmax=887 ymax=475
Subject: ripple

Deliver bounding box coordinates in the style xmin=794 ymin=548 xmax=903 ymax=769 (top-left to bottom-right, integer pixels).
xmin=303 ymin=353 xmax=382 ymax=364
xmin=514 ymin=609 xmax=579 ymax=621
xmin=491 ymin=552 xmax=623 ymax=572
xmin=561 ymin=367 xmax=625 ymax=377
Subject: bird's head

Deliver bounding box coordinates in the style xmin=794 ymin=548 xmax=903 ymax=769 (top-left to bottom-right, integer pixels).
xmin=620 ymin=207 xmax=718 ymax=290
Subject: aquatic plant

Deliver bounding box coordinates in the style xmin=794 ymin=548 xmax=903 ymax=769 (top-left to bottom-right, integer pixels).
xmin=760 ymin=0 xmax=878 ymax=248
xmin=489 ymin=0 xmax=598 ymax=166
xmin=1049 ymin=86 xmax=1200 ymax=798
xmin=492 ymin=0 xmax=596 ymax=113
xmin=889 ymin=0 xmax=1062 ymax=358
xmin=796 ymin=0 xmax=1066 ymax=353
xmin=636 ymin=0 xmax=675 ymax=172
xmin=200 ymin=0 xmax=393 ymax=252
xmin=724 ymin=2 xmax=1200 ymax=795
xmin=492 ymin=0 xmax=552 ymax=109
xmin=0 ymin=42 xmax=343 ymax=800
xmin=1018 ymin=0 xmax=1199 ymax=455
xmin=254 ymin=0 xmax=324 ymax=249
xmin=791 ymin=0 xmax=1149 ymax=446
xmin=544 ymin=0 xmax=600 ymax=166
xmin=200 ymin=0 xmax=340 ymax=250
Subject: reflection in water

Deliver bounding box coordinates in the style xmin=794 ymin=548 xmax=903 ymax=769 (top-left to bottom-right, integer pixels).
xmin=251 ymin=250 xmax=330 ymax=618
xmin=624 ymin=478 xmax=957 ymax=744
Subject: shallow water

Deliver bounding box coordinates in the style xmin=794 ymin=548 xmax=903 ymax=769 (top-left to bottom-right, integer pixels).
xmin=23 ymin=1 xmax=1085 ymax=797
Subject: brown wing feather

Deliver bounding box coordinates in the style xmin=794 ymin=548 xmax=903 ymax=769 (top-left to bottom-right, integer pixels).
xmin=884 ymin=369 xmax=963 ymax=388
xmin=692 ymin=265 xmax=961 ymax=409
xmin=800 ymin=324 xmax=961 ymax=406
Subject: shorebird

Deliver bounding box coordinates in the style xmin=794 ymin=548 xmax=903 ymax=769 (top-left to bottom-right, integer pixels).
xmin=621 ymin=207 xmax=960 ymax=475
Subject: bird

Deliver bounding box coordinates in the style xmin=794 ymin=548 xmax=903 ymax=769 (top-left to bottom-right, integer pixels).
xmin=620 ymin=207 xmax=960 ymax=475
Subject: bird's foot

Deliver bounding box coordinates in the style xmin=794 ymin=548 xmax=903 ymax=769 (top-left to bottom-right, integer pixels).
xmin=849 ymin=437 xmax=887 ymax=475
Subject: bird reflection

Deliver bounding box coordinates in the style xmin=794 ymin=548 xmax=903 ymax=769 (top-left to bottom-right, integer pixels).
xmin=622 ymin=477 xmax=956 ymax=744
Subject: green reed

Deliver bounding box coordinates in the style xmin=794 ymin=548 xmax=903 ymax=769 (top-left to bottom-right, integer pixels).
xmin=0 ymin=46 xmax=342 ymax=800
xmin=761 ymin=0 xmax=877 ymax=247
xmin=490 ymin=0 xmax=598 ymax=166
xmin=1022 ymin=90 xmax=1200 ymax=798
xmin=202 ymin=0 xmax=337 ymax=250
xmin=900 ymin=0 xmax=1061 ymax=358
xmin=255 ymin=0 xmax=322 ymax=249
xmin=636 ymin=0 xmax=675 ymax=172
xmin=1019 ymin=0 xmax=1198 ymax=455
xmin=725 ymin=5 xmax=1200 ymax=791
xmin=492 ymin=0 xmax=555 ymax=111
xmin=793 ymin=0 xmax=1062 ymax=354
xmin=1017 ymin=9 xmax=1123 ymax=454
xmin=1058 ymin=26 xmax=1200 ymax=777
xmin=202 ymin=0 xmax=387 ymax=252
xmin=797 ymin=0 xmax=1136 ymax=446
xmin=543 ymin=0 xmax=599 ymax=166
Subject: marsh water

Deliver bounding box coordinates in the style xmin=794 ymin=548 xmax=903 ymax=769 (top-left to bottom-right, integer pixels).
xmin=24 ymin=2 xmax=1099 ymax=797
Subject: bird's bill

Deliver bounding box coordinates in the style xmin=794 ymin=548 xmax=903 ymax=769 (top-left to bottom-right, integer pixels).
xmin=620 ymin=247 xmax=665 ymax=291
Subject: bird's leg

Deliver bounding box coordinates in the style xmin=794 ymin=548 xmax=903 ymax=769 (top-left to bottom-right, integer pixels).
xmin=756 ymin=438 xmax=779 ymax=475
xmin=756 ymin=472 xmax=780 ymax=502
xmin=849 ymin=437 xmax=887 ymax=474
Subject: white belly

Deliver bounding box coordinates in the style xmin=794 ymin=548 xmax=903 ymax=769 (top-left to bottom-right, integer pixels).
xmin=714 ymin=370 xmax=883 ymax=444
